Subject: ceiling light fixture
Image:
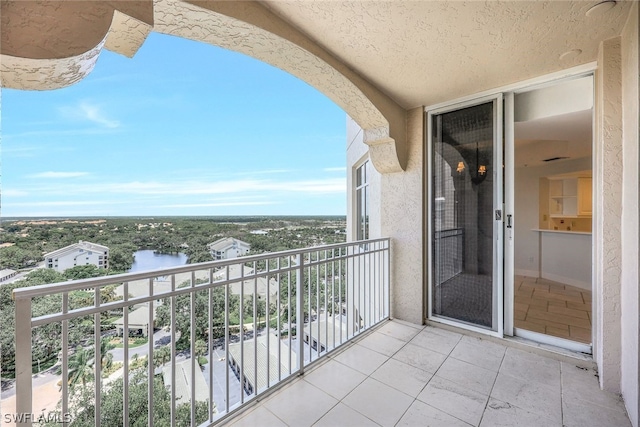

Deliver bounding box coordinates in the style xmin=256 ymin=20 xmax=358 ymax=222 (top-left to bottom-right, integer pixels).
xmin=586 ymin=1 xmax=617 ymax=17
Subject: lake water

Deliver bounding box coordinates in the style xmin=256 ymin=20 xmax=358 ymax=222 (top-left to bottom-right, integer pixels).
xmin=129 ymin=250 xmax=188 ymax=273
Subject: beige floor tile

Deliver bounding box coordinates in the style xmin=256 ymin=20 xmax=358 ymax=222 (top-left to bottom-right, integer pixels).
xmin=313 ymin=403 xmax=380 ymax=427
xmin=417 ymin=375 xmax=489 ymax=426
xmin=423 ymin=325 xmax=464 ymax=340
xmin=227 ymin=406 xmax=287 ymax=427
xmin=561 ymin=362 xmax=627 ymax=411
xmin=397 ymin=400 xmax=472 ymax=427
xmin=514 ymin=319 xmax=546 ymax=334
xmin=392 ymin=343 xmax=447 ymax=374
xmin=357 ymin=331 xmax=407 ymax=357
xmin=342 ymin=378 xmax=414 ymax=427
xmin=491 ymin=372 xmax=562 ymax=423
xmin=375 ymin=321 xmax=421 ymax=342
xmin=449 ymin=335 xmax=506 ymax=372
xmin=547 ymin=304 xmax=590 ymax=319
xmin=371 ymin=358 xmax=433 ymax=398
xmin=522 ymin=315 xmax=571 ymax=331
xmin=410 ymin=328 xmax=461 ymax=355
xmin=516 ymin=286 xmax=534 ymax=298
xmin=333 ymin=343 xmax=389 ymax=375
xmin=480 ymin=398 xmax=560 ymax=427
xmin=546 ymin=326 xmax=571 ymax=339
xmin=567 ymin=301 xmax=591 ymax=311
xmin=514 ymin=309 xmax=527 ymax=321
xmin=526 ymin=309 xmax=591 ymax=328
xmin=515 ymin=296 xmax=548 ymax=309
xmin=514 ymin=302 xmax=529 ymax=312
xmin=545 ymin=292 xmax=584 ymax=304
xmin=263 ymin=380 xmax=338 ymax=427
xmin=569 ymin=326 xmax=592 ymax=342
xmin=303 ymin=359 xmax=367 ymax=400
xmin=435 ymin=357 xmax=498 ymax=395
xmin=500 ymin=348 xmax=561 ymax=389
xmin=563 ymin=395 xmax=632 ymax=427
xmin=547 ymin=298 xmax=568 ymax=307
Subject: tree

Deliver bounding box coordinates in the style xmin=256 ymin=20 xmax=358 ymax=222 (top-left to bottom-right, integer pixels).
xmin=0 ymin=246 xmax=40 ymax=269
xmin=54 ymin=366 xmax=211 ymax=427
xmin=63 ymin=264 xmax=104 ymax=281
xmin=107 ymin=247 xmax=135 ymax=273
xmin=153 ymin=346 xmax=171 ymax=368
xmin=68 ymin=346 xmax=93 ymax=390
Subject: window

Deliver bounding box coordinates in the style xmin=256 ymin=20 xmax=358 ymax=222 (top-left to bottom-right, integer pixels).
xmin=356 ymin=160 xmax=370 ymax=241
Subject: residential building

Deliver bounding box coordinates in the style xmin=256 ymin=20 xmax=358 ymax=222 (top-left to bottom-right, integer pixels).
xmin=162 ymin=359 xmax=211 ymax=406
xmin=0 ymin=269 xmax=18 ymax=283
xmin=43 ymin=240 xmax=109 ymax=272
xmin=3 ymin=1 xmax=639 ymax=426
xmin=302 ymin=315 xmax=355 ymax=353
xmin=228 ymin=333 xmax=291 ymax=395
xmin=207 ymin=237 xmax=251 ymax=261
xmin=113 ymin=305 xmax=156 ymax=337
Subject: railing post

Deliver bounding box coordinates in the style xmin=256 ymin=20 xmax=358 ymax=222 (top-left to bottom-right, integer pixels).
xmin=14 ymin=296 xmax=32 ymax=427
xmin=296 ymin=253 xmax=304 ymax=375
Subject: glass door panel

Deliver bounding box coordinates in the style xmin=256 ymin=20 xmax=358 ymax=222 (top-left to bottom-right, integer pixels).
xmin=430 ymin=97 xmax=502 ymax=332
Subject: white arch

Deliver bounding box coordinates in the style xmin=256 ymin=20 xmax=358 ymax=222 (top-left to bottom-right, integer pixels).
xmin=0 ymin=0 xmax=408 ymax=172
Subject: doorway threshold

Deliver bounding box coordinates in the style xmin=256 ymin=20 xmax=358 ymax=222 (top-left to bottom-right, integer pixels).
xmin=426 ymin=319 xmax=595 ymax=369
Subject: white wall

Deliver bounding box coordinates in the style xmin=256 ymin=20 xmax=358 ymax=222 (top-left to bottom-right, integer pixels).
xmin=514 ymin=157 xmax=591 ymax=279
xmin=346 ymin=116 xmax=381 ymax=241
xmin=53 ymin=248 xmax=106 ymax=272
xmin=620 ymin=3 xmax=639 ymax=425
xmin=594 ymin=36 xmax=624 ymax=394
xmin=347 ymin=109 xmax=425 ymax=325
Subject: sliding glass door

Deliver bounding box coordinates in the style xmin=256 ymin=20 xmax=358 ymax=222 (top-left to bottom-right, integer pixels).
xmin=428 ymin=95 xmax=503 ymax=334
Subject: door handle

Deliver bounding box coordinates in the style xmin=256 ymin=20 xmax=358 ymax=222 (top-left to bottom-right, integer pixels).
xmin=507 ymin=214 xmax=513 ymax=229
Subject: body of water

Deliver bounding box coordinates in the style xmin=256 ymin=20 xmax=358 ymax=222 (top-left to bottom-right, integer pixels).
xmin=129 ymin=250 xmax=188 ymax=273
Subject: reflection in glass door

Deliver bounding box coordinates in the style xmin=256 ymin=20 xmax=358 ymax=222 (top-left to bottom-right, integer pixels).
xmin=429 ymin=97 xmax=503 ymax=332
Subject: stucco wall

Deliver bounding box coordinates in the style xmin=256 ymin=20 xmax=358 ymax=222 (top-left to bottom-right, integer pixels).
xmin=594 ymin=36 xmax=624 ymax=393
xmin=347 ymin=109 xmax=424 ymax=325
xmin=379 ymin=108 xmax=425 ymax=324
xmin=620 ymin=3 xmax=640 ymax=425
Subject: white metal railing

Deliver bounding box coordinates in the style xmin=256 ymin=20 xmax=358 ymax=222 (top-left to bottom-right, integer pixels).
xmin=11 ymin=238 xmax=390 ymax=426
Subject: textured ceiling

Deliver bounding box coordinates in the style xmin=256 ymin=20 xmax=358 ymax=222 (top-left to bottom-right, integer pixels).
xmin=262 ymin=1 xmax=633 ymax=109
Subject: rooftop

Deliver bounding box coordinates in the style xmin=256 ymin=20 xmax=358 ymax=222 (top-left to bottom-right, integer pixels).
xmin=224 ymin=320 xmax=631 ymax=427
xmin=43 ymin=240 xmax=109 ymax=259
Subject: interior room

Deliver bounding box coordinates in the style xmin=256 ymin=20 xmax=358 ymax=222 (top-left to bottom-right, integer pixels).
xmin=513 ymin=76 xmax=594 ymax=346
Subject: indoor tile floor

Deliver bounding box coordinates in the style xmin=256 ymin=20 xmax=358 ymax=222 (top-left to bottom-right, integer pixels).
xmin=514 ymin=275 xmax=592 ymax=343
xmin=223 ymin=320 xmax=629 ymax=427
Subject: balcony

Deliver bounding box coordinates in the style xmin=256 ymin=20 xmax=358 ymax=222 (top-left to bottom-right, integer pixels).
xmin=9 ymin=239 xmax=390 ymax=426
xmin=224 ymin=319 xmax=631 ymax=427
xmin=8 ymin=237 xmax=631 ymax=427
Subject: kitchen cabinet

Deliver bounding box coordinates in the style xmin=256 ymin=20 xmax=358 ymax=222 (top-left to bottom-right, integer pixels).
xmin=540 ymin=172 xmax=592 ymax=232
xmin=577 ymin=177 xmax=592 ymax=216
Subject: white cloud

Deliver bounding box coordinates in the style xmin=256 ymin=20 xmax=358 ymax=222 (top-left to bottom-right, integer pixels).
xmin=159 ymin=201 xmax=276 ymax=208
xmin=2 ymin=189 xmax=29 ymax=197
xmin=7 ymin=200 xmax=116 ymax=207
xmin=26 ymin=177 xmax=345 ymax=197
xmin=28 ymin=171 xmax=89 ymax=179
xmin=59 ymin=101 xmax=120 ymax=129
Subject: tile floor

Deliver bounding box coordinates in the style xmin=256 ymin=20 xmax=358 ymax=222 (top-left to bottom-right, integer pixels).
xmin=514 ymin=275 xmax=592 ymax=343
xmin=223 ymin=319 xmax=629 ymax=427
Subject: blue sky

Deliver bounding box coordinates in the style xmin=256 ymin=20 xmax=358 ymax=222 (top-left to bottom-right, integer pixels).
xmin=1 ymin=33 xmax=347 ymax=217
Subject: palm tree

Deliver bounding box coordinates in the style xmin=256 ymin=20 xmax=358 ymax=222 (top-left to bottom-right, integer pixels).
xmin=68 ymin=346 xmax=93 ymax=389
xmin=100 ymin=338 xmax=114 ymax=372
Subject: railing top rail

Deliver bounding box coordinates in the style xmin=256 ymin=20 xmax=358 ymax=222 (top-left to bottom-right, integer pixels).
xmin=13 ymin=238 xmax=390 ymax=300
